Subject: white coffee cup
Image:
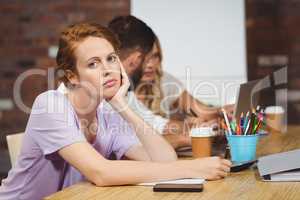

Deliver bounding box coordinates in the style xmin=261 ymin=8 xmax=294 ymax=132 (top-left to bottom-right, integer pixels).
xmin=265 ymin=106 xmax=284 ymax=133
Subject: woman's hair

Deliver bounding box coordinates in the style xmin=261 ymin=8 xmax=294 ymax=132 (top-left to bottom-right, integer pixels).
xmin=135 ymin=36 xmax=166 ymax=117
xmin=55 ymin=22 xmax=120 ymax=88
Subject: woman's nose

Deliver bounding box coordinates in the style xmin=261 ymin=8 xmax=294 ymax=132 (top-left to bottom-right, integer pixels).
xmin=103 ymin=70 xmax=110 ymax=77
xmin=147 ymin=57 xmax=159 ymax=68
xmin=102 ymin=63 xmax=114 ymax=76
xmin=145 ymin=62 xmax=154 ymax=70
xmin=103 ymin=67 xmax=118 ymax=77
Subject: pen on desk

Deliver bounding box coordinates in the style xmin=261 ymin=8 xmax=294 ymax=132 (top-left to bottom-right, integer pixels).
xmin=243 ymin=111 xmax=250 ymax=132
xmin=252 ymin=115 xmax=263 ymax=134
xmin=251 ymin=110 xmax=257 ymax=134
xmin=249 ymin=110 xmax=257 ymax=135
xmin=190 ymin=108 xmax=198 ymax=117
xmin=245 ymin=111 xmax=255 ymax=135
xmin=260 ymin=108 xmax=266 ymax=130
xmin=240 ymin=112 xmax=244 ymax=134
xmin=221 ymin=120 xmax=227 ymax=130
xmin=236 ymin=122 xmax=241 ymax=135
xmin=221 ymin=109 xmax=232 ymax=135
xmin=256 ymin=105 xmax=260 ymax=113
xmin=257 ymin=122 xmax=263 ymax=132
xmin=244 ymin=118 xmax=251 ymax=135
xmin=234 ymin=121 xmax=237 ymax=133
xmin=230 ymin=121 xmax=236 ymax=133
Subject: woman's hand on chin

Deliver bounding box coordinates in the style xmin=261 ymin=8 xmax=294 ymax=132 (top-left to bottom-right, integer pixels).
xmin=108 ymin=64 xmax=130 ymax=112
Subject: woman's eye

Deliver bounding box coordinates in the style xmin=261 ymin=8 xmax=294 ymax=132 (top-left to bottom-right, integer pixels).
xmin=107 ymin=55 xmax=117 ymax=63
xmin=88 ymin=62 xmax=98 ymax=68
xmin=153 ymin=53 xmax=160 ymax=61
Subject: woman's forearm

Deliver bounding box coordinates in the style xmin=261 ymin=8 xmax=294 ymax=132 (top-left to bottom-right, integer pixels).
xmin=162 ymin=119 xmax=191 ymax=148
xmin=114 ymin=100 xmax=177 ymax=162
xmin=93 ymin=158 xmax=231 ymax=187
xmin=94 ymin=160 xmax=189 ymax=186
xmin=162 ymin=134 xmax=191 ymax=149
xmin=59 ymin=143 xmax=231 ymax=187
xmin=178 ymin=91 xmax=219 ymax=119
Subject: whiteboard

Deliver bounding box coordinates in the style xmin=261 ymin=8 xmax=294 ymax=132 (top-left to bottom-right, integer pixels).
xmin=132 ymin=0 xmax=247 ymax=106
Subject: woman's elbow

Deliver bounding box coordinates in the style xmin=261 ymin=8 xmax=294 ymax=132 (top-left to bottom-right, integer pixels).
xmin=88 ymin=169 xmax=106 ymax=187
xmin=92 ymin=178 xmax=107 ymax=187
xmin=87 ymin=163 xmax=116 ymax=187
xmin=91 ymin=171 xmax=118 ymax=187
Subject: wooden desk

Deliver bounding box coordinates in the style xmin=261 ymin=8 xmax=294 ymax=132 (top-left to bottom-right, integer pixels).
xmin=45 ymin=126 xmax=300 ymax=200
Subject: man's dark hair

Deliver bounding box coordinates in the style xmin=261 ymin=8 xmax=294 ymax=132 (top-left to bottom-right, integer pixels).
xmin=108 ymin=15 xmax=155 ymax=55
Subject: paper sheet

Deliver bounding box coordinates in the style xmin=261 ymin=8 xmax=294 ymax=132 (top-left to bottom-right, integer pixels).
xmin=270 ymin=170 xmax=300 ymax=181
xmin=137 ymin=178 xmax=205 ymax=186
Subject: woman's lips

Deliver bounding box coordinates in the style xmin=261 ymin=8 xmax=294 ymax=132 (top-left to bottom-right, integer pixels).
xmin=143 ymin=71 xmax=154 ymax=77
xmin=103 ymin=79 xmax=117 ymax=88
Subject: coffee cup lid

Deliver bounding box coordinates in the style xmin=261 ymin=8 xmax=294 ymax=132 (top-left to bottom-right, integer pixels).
xmin=265 ymin=106 xmax=284 ymax=114
xmin=190 ymin=127 xmax=214 ymax=137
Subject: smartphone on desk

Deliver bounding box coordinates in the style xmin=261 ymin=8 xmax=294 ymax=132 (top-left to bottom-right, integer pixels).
xmin=230 ymin=159 xmax=257 ymax=172
xmin=153 ymin=184 xmax=203 ymax=192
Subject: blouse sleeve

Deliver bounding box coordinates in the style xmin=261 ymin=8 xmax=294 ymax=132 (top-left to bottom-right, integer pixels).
xmin=28 ymin=91 xmax=86 ymax=156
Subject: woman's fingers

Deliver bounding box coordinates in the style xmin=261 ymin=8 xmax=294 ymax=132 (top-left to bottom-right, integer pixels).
xmin=118 ymin=63 xmax=130 ymax=92
xmin=119 ymin=63 xmax=130 ymax=85
xmin=212 ymin=165 xmax=230 ymax=179
xmin=221 ymin=159 xmax=232 ymax=168
xmin=107 ymin=63 xmax=131 ymax=108
xmin=217 ymin=170 xmax=229 ymax=178
xmin=219 ymin=163 xmax=231 ymax=173
xmin=208 ymin=175 xmax=222 ymax=181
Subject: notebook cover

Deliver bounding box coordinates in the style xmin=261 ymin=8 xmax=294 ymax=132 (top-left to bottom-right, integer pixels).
xmin=257 ymin=149 xmax=300 ymax=177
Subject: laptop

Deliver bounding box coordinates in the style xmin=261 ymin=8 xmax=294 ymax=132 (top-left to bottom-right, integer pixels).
xmin=234 ymin=78 xmax=269 ymax=119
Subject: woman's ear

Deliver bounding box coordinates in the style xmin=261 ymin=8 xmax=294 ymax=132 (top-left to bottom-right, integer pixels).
xmin=65 ymin=70 xmax=80 ymax=86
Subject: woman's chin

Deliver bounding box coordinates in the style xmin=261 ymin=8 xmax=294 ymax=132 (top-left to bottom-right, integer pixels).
xmin=104 ymin=96 xmax=113 ymax=101
xmin=141 ymin=76 xmax=155 ymax=82
xmin=103 ymin=89 xmax=118 ymax=101
xmin=102 ymin=81 xmax=121 ymax=101
xmin=103 ymin=94 xmax=114 ymax=101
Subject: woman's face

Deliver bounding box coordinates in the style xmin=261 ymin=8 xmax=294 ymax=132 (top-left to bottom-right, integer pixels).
xmin=73 ymin=36 xmax=121 ymax=100
xmin=141 ymin=42 xmax=161 ymax=82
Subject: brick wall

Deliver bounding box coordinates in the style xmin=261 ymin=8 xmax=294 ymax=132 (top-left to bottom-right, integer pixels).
xmin=246 ymin=0 xmax=300 ymax=124
xmin=0 ymin=0 xmax=130 ymax=148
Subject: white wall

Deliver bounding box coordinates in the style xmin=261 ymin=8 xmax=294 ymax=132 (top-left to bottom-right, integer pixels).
xmin=132 ymin=0 xmax=247 ymax=106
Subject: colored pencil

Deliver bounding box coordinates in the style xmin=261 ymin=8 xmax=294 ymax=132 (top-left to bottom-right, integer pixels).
xmin=240 ymin=112 xmax=244 ymax=134
xmin=221 ymin=109 xmax=232 ymax=135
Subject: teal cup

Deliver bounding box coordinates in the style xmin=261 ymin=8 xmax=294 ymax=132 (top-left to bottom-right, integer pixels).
xmin=226 ymin=134 xmax=259 ymax=163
